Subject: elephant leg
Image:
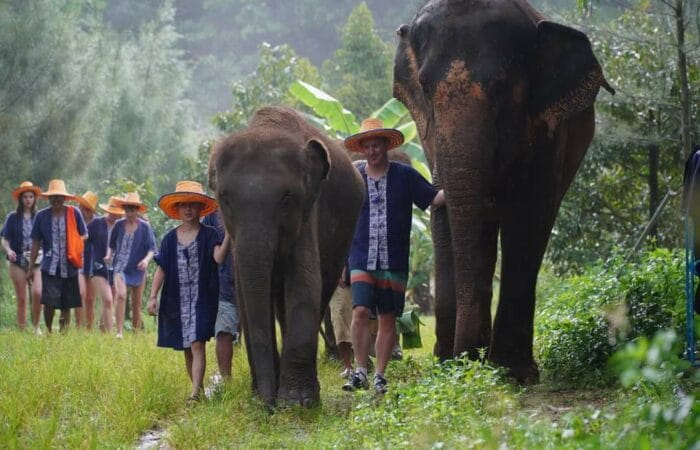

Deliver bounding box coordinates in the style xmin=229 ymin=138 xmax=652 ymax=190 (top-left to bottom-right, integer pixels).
xmin=432 ymin=203 xmax=457 ymax=360
xmin=278 ymin=227 xmax=322 ymax=408
xmin=453 ymin=219 xmax=499 ymax=359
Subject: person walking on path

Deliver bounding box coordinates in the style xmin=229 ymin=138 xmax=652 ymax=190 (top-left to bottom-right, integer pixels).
xmin=106 ymin=192 xmax=156 ymax=338
xmin=342 ymin=118 xmax=445 ymax=394
xmin=74 ymin=191 xmax=99 ymax=329
xmin=147 ymin=181 xmax=225 ymax=402
xmin=202 ymin=208 xmax=238 ymax=381
xmin=86 ymin=196 xmax=124 ymax=332
xmin=27 ymin=179 xmax=88 ymax=333
xmin=1 ymin=181 xmax=43 ymax=333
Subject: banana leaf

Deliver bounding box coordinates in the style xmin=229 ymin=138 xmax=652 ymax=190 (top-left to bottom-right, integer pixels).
xmin=396 ymin=308 xmax=425 ymax=349
xmin=289 ymin=80 xmax=359 ymax=135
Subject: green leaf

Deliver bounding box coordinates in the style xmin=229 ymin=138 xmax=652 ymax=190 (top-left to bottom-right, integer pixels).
xmin=397 ymin=121 xmax=417 ymax=143
xmin=411 ymin=157 xmax=432 ymax=182
xmin=289 ymin=80 xmax=359 ymax=135
xmin=403 ymin=142 xmax=427 ymax=164
xmin=371 ymin=98 xmax=409 ymax=128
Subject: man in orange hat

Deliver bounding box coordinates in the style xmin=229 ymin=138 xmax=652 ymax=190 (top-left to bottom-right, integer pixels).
xmin=27 ymin=180 xmax=88 ymax=332
xmin=342 ymin=118 xmax=444 ymax=394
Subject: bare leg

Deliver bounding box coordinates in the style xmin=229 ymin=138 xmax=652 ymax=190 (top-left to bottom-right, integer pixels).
xmin=351 ymin=306 xmax=372 ymax=369
xmin=184 ymin=348 xmax=194 ymax=381
xmin=375 ymin=313 xmax=396 ymax=376
xmin=83 ymin=274 xmax=95 ymax=330
xmin=92 ymin=276 xmax=113 ymax=333
xmin=30 ymin=267 xmax=42 ymax=331
xmin=338 ymin=342 xmax=353 ymax=372
xmin=59 ymin=309 xmax=71 ymax=332
xmin=130 ymin=283 xmax=145 ymax=331
xmin=9 ymin=264 xmax=28 ymax=330
xmin=190 ymin=341 xmax=206 ymax=398
xmin=75 ymin=273 xmax=85 ymax=328
xmin=44 ymin=305 xmax=55 ymax=333
xmin=114 ymin=275 xmax=127 ymax=336
xmin=216 ymin=333 xmax=234 ymax=379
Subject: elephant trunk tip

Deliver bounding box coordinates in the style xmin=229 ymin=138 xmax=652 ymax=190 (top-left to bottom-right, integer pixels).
xmin=602 ymin=80 xmax=615 ymax=95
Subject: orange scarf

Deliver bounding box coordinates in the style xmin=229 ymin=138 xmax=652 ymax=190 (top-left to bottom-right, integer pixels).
xmin=66 ymin=206 xmax=84 ymax=269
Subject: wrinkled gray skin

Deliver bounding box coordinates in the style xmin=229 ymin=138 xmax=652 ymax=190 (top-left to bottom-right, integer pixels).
xmin=394 ymin=0 xmax=613 ymax=382
xmin=209 ymin=107 xmax=365 ymax=407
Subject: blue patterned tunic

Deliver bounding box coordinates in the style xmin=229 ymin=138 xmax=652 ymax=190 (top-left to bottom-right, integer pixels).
xmin=176 ymin=240 xmax=199 ymax=347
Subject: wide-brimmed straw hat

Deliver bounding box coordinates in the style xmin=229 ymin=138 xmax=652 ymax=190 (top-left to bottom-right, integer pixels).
xmin=74 ymin=191 xmax=98 ymax=212
xmin=41 ymin=179 xmax=75 ymax=200
xmin=158 ymin=180 xmax=218 ymax=220
xmin=344 ymin=118 xmax=404 ymax=153
xmin=12 ymin=181 xmax=42 ymax=200
xmin=115 ymin=192 xmax=148 ymax=213
xmin=99 ymin=196 xmax=125 ymax=216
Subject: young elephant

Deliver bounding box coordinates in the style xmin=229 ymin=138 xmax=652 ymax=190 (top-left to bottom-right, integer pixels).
xmin=208 ymin=106 xmax=365 ymax=407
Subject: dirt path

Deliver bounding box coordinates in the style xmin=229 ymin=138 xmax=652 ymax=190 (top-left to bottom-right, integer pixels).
xmin=518 ymin=385 xmax=615 ymax=424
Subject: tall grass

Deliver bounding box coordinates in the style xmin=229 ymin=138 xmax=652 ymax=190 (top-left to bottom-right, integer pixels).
xmin=0 ymin=330 xmax=186 ymax=448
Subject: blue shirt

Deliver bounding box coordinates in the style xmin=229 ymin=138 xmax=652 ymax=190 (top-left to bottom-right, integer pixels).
xmin=202 ymin=210 xmax=235 ymax=304
xmin=349 ymin=161 xmax=437 ymax=273
xmin=1 ymin=211 xmax=35 ymax=264
xmin=86 ymin=216 xmax=111 ymax=275
xmin=109 ymin=218 xmax=157 ymax=286
xmin=31 ymin=206 xmax=87 ymax=278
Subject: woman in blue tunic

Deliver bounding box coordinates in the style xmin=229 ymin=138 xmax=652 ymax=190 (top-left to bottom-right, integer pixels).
xmin=106 ymin=192 xmax=156 ymax=338
xmin=1 ymin=181 xmax=43 ymax=333
xmin=147 ymin=181 xmax=223 ymax=402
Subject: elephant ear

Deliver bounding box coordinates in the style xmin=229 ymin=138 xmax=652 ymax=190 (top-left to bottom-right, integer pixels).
xmin=529 ymin=21 xmax=614 ymax=135
xmin=302 ymin=138 xmax=331 ymax=220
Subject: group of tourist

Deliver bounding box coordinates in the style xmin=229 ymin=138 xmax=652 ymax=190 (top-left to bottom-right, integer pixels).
xmin=2 ymin=117 xmax=442 ymax=400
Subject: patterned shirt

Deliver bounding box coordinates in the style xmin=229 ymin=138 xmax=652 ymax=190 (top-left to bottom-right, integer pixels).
xmin=177 ymin=240 xmax=199 ymax=347
xmin=366 ymin=173 xmax=389 ymax=270
xmin=21 ymin=217 xmax=32 ymax=252
xmin=113 ymin=231 xmax=134 ymax=274
xmin=48 ymin=215 xmax=68 ymax=277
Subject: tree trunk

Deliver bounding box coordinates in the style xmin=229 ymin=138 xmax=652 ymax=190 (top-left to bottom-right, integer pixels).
xmin=674 ymin=0 xmax=692 ymax=160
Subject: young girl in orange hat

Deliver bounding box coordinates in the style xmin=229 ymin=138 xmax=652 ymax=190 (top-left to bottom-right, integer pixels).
xmin=1 ymin=181 xmax=43 ymax=333
xmin=147 ymin=181 xmax=227 ymax=402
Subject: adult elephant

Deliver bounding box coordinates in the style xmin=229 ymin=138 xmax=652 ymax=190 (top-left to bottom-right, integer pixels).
xmin=393 ymin=0 xmax=613 ymax=382
xmin=208 ymin=106 xmax=365 ymax=407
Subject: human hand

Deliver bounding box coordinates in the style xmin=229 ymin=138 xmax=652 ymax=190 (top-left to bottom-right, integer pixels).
xmin=7 ymin=250 xmax=16 ymax=263
xmin=137 ymin=258 xmax=148 ymax=271
xmin=26 ymin=269 xmax=33 ymax=284
xmin=147 ymin=297 xmax=158 ymax=316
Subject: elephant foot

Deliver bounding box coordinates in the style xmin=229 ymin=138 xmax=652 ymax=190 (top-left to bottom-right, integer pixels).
xmin=502 ymin=362 xmax=540 ymax=385
xmin=277 ymin=379 xmax=320 ymax=409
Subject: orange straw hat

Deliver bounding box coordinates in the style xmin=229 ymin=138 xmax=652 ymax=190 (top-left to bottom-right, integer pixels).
xmin=41 ymin=179 xmax=75 ymax=200
xmin=344 ymin=118 xmax=404 ymax=153
xmin=99 ymin=196 xmax=125 ymax=216
xmin=12 ymin=181 xmax=42 ymax=200
xmin=158 ymin=180 xmax=218 ymax=220
xmin=74 ymin=191 xmax=98 ymax=212
xmin=115 ymin=192 xmax=148 ymax=213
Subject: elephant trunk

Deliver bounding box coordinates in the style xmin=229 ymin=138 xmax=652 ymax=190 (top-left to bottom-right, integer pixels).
xmin=234 ymin=229 xmax=278 ymax=407
xmin=433 ymin=93 xmax=499 ymax=360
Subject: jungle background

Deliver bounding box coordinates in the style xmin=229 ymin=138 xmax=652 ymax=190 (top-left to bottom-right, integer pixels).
xmin=0 ymin=0 xmax=698 ymax=448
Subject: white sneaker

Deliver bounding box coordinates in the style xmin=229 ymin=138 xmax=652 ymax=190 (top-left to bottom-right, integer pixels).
xmin=34 ymin=327 xmax=43 ymax=336
xmin=116 ymin=332 xmax=123 ymax=339
xmin=340 ymin=367 xmax=353 ymax=379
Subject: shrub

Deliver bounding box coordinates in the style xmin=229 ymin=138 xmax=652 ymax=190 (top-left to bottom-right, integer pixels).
xmin=535 ymin=248 xmax=686 ymax=385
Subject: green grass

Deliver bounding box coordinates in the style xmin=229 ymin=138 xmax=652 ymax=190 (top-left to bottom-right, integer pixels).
xmin=0 ymin=317 xmax=697 ymax=449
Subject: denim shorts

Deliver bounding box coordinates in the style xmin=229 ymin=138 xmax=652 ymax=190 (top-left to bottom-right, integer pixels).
xmin=350 ymin=269 xmax=408 ymax=317
xmin=215 ymin=301 xmax=240 ymax=340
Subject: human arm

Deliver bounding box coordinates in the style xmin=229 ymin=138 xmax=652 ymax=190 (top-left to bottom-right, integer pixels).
xmin=137 ymin=250 xmax=154 ymax=271
xmin=431 ymin=189 xmax=446 ymax=207
xmin=146 ymin=266 xmax=165 ymax=316
xmin=213 ymin=232 xmax=231 ymax=264
xmin=2 ymin=237 xmax=16 ymax=262
xmin=26 ymin=240 xmax=40 ymax=283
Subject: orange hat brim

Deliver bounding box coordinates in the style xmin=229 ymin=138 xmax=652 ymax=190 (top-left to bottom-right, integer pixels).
xmin=99 ymin=203 xmax=124 ymax=216
xmin=344 ymin=128 xmax=404 ymax=153
xmin=158 ymin=192 xmax=218 ymax=220
xmin=74 ymin=196 xmax=97 ymax=212
xmin=12 ymin=186 xmax=43 ymax=201
xmin=114 ymin=199 xmax=148 ymax=213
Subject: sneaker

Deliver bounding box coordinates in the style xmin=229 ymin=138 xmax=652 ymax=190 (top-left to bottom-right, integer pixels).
xmin=373 ymin=374 xmax=388 ymax=394
xmin=115 ymin=332 xmax=123 ymax=339
xmin=342 ymin=371 xmax=369 ymax=391
xmin=34 ymin=327 xmax=43 ymax=336
xmin=339 ymin=367 xmax=353 ymax=379
xmin=391 ymin=344 xmax=403 ymax=360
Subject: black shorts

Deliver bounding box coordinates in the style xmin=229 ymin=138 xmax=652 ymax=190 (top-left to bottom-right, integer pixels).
xmin=91 ymin=262 xmax=115 ymax=286
xmin=41 ymin=273 xmax=82 ymax=310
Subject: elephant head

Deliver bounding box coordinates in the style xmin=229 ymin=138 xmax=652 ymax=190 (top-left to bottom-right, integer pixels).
xmin=394 ymin=0 xmax=612 ymax=381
